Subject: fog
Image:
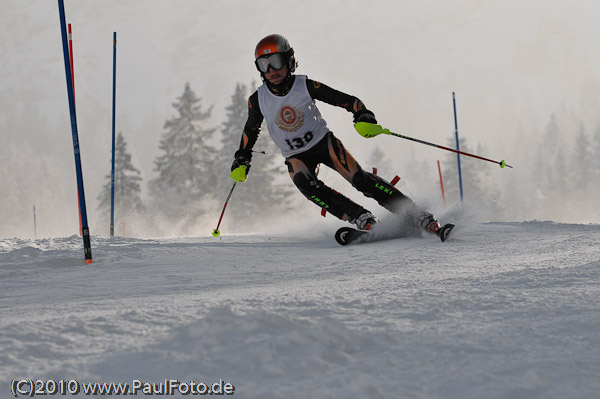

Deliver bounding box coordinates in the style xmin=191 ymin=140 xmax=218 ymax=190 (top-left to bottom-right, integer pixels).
xmin=1 ymin=0 xmax=599 ymax=238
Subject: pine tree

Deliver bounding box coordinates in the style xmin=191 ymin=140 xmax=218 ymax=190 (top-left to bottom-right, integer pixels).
xmin=216 ymin=83 xmax=249 ymax=189
xmin=531 ymin=114 xmax=566 ymax=220
xmin=149 ymin=83 xmax=216 ymax=217
xmin=592 ymin=126 xmax=600 ymax=199
xmin=568 ymin=125 xmax=594 ymax=220
xmin=571 ymin=126 xmax=592 ymax=195
xmin=97 ymin=132 xmax=145 ymax=224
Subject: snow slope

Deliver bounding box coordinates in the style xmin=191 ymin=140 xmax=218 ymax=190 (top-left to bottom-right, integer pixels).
xmin=1 ymin=220 xmax=599 ymax=398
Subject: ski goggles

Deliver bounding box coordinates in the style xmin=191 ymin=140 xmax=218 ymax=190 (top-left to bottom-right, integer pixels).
xmin=255 ymin=53 xmax=286 ymax=73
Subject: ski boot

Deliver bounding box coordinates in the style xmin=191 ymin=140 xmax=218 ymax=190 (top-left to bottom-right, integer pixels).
xmin=419 ymin=214 xmax=455 ymax=242
xmin=353 ymin=211 xmax=379 ymax=231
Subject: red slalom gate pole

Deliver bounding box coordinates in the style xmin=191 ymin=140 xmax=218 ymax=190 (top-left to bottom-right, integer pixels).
xmin=68 ymin=24 xmax=76 ymax=109
xmin=437 ymin=160 xmax=447 ymax=208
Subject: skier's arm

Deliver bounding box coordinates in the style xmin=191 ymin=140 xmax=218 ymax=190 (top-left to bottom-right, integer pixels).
xmin=231 ymin=91 xmax=263 ymax=180
xmin=236 ymin=91 xmax=263 ymax=158
xmin=306 ymin=78 xmax=377 ymax=123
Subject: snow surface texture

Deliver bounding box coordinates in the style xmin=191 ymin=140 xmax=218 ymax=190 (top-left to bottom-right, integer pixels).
xmin=1 ymin=220 xmax=599 ymax=398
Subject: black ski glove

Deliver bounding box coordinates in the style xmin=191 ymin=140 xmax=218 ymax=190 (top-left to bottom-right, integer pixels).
xmin=231 ymin=149 xmax=252 ymax=174
xmin=353 ymin=109 xmax=377 ymax=124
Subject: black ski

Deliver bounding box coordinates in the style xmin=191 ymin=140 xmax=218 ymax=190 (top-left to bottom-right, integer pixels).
xmin=335 ymin=227 xmax=368 ymax=245
xmin=335 ymin=223 xmax=456 ymax=246
xmin=438 ymin=223 xmax=455 ymax=242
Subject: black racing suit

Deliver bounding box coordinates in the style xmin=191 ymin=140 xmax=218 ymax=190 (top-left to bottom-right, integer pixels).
xmin=236 ymin=75 xmax=430 ymax=227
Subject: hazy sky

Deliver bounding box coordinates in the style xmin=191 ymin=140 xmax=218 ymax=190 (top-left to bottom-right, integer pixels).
xmin=1 ymin=0 xmax=599 ymax=237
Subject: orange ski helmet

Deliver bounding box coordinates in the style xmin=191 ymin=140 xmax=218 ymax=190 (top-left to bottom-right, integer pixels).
xmin=254 ymin=34 xmax=296 ymax=74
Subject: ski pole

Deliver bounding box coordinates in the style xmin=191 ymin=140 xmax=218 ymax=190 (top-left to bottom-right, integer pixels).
xmin=355 ymin=122 xmax=513 ymax=169
xmin=212 ymin=182 xmax=237 ymax=237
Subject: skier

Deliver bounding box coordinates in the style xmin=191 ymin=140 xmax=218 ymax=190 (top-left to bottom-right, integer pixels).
xmin=231 ymin=34 xmax=445 ymax=238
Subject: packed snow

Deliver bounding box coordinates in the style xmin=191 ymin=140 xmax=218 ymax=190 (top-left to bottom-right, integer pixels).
xmin=1 ymin=212 xmax=599 ymax=399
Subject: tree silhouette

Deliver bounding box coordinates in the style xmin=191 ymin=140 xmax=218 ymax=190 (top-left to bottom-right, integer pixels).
xmin=149 ymin=83 xmax=216 ymax=218
xmin=97 ymin=132 xmax=145 ymax=232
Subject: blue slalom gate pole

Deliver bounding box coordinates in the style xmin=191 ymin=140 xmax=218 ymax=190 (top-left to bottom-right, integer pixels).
xmin=452 ymin=92 xmax=464 ymax=202
xmin=57 ymin=0 xmax=92 ymax=264
xmin=110 ymin=32 xmax=117 ymax=237
xmin=68 ymin=23 xmax=83 ymax=235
